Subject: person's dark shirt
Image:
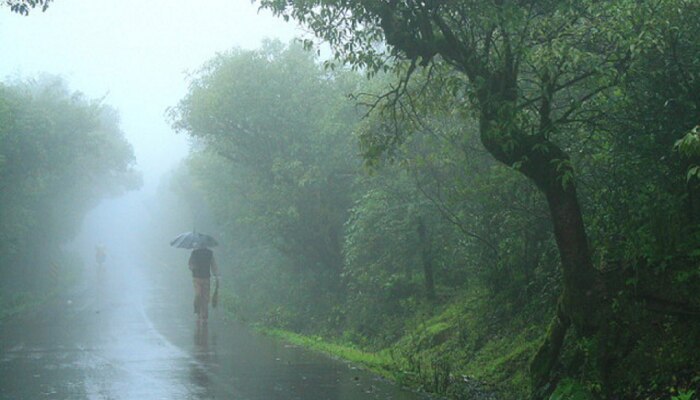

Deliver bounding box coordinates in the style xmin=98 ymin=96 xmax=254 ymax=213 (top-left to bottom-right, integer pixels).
xmin=189 ymin=248 xmax=214 ymax=279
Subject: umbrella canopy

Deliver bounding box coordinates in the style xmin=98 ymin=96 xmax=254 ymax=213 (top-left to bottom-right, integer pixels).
xmin=170 ymin=231 xmax=218 ymax=249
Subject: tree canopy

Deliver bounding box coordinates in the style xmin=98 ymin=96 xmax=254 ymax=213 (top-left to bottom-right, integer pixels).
xmin=249 ymin=1 xmax=700 ymax=397
xmin=163 ymin=2 xmax=700 ymax=397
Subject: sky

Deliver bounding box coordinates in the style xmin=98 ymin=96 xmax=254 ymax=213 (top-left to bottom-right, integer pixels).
xmin=0 ymin=0 xmax=301 ymax=190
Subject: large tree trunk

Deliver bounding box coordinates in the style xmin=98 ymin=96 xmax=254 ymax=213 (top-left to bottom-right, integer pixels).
xmin=532 ymin=159 xmax=603 ymax=397
xmin=541 ymin=173 xmax=600 ymax=334
xmin=479 ymin=116 xmax=603 ymax=396
xmin=479 ymin=119 xmax=601 ymax=331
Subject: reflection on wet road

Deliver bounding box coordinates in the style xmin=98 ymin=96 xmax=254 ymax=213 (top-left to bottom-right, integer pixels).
xmin=0 ymin=262 xmax=432 ymax=399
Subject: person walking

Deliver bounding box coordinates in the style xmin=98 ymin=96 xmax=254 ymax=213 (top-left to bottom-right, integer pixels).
xmin=95 ymin=244 xmax=107 ymax=268
xmin=188 ymin=243 xmax=219 ymax=324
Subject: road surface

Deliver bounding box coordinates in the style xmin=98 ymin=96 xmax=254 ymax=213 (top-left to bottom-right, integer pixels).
xmin=0 ymin=259 xmax=434 ymax=400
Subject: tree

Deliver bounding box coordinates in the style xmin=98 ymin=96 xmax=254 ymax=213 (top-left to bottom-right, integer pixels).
xmin=358 ymin=66 xmax=559 ymax=308
xmin=258 ymin=0 xmax=670 ymax=395
xmin=170 ymin=41 xmax=363 ymax=328
xmin=0 ymin=76 xmax=140 ymax=288
xmin=3 ymin=0 xmax=52 ymax=15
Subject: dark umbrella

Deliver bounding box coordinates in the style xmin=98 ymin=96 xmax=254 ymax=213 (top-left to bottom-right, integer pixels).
xmin=170 ymin=231 xmax=218 ymax=249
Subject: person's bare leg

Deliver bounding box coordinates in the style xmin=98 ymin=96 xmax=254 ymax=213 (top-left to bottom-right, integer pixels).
xmin=200 ymin=278 xmax=211 ymax=322
xmin=193 ymin=279 xmax=201 ymax=317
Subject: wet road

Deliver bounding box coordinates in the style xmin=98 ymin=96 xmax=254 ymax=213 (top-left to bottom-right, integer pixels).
xmin=0 ymin=262 xmax=432 ymax=399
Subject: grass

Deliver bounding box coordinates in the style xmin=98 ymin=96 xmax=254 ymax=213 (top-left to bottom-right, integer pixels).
xmin=388 ymin=291 xmax=546 ymax=398
xmin=258 ymin=328 xmax=398 ymax=379
xmin=461 ymin=328 xmax=542 ymax=397
xmin=236 ymin=287 xmax=550 ymax=399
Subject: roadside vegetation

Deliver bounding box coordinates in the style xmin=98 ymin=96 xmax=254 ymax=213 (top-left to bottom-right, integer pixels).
xmin=5 ymin=1 xmax=699 ymax=399
xmin=0 ymin=76 xmax=140 ymax=318
xmin=167 ymin=6 xmax=700 ymax=396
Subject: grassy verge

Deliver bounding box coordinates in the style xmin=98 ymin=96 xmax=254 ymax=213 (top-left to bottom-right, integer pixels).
xmin=386 ymin=292 xmax=546 ymax=398
xmin=219 ymin=287 xmax=549 ymax=399
xmin=259 ymin=328 xmax=398 ymax=379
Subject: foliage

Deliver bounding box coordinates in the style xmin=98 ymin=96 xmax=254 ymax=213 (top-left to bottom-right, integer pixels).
xmin=9 ymin=1 xmax=700 ymax=398
xmin=0 ymin=76 xmax=140 ymax=290
xmin=163 ymin=0 xmax=700 ymax=396
xmin=2 ymin=0 xmax=52 ymax=15
xmin=671 ymin=390 xmax=696 ymax=400
xmin=170 ymin=41 xmax=363 ymax=330
xmin=676 ymin=126 xmax=700 ymax=181
xmin=549 ymin=379 xmax=595 ymax=400
xmin=253 ymin=0 xmax=700 ymax=398
xmin=339 ymin=67 xmax=562 ymax=350
xmin=260 ymin=328 xmax=396 ymax=378
xmin=248 ymin=286 xmax=546 ymax=399
xmin=254 ymin=9 xmax=647 ymax=386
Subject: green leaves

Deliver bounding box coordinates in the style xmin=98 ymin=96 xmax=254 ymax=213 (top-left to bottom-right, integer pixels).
xmin=551 ymin=158 xmax=574 ymax=190
xmin=174 ymin=41 xmax=361 ymax=275
xmin=0 ymin=76 xmax=139 ymax=278
xmin=674 ymin=126 xmax=700 ymax=158
xmin=4 ymin=0 xmax=53 ymax=15
xmin=675 ymin=126 xmax=700 ymax=182
xmin=549 ymin=378 xmax=596 ymax=400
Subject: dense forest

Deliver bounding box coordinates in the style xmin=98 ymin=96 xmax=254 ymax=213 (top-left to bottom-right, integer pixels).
xmin=166 ymin=1 xmax=700 ymax=399
xmin=2 ymin=0 xmax=700 ymax=399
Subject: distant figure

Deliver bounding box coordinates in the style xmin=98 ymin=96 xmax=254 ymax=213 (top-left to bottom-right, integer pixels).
xmin=189 ymin=243 xmax=219 ymax=324
xmin=95 ymin=244 xmax=107 ymax=268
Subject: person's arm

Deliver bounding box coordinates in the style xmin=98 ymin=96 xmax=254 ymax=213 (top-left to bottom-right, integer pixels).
xmin=211 ymin=256 xmax=219 ymax=278
xmin=188 ymin=252 xmax=194 ymax=271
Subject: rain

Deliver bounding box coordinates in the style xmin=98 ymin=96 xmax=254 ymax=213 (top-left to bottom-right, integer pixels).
xmin=1 ymin=1 xmax=700 ymax=399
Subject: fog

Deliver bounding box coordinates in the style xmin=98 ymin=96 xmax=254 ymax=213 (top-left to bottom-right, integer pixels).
xmin=5 ymin=2 xmax=697 ymax=399
xmin=1 ymin=0 xmax=299 ymax=267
